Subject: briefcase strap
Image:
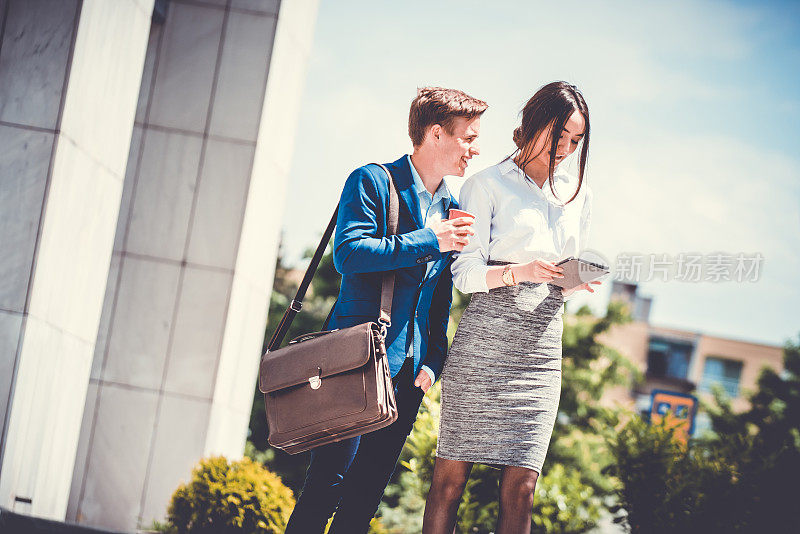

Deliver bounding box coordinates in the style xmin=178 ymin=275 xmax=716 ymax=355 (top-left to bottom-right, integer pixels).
xmin=378 ymin=163 xmax=399 ymax=331
xmin=267 ymin=163 xmax=399 ymax=351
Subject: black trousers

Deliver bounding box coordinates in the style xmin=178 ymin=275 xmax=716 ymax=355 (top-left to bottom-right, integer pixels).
xmin=284 ymin=357 xmax=425 ymax=534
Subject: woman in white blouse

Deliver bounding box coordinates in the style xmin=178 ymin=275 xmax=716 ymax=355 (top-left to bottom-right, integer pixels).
xmin=422 ymin=82 xmax=601 ymax=534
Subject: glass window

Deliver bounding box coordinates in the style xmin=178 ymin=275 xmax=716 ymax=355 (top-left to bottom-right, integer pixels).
xmin=647 ymin=338 xmax=694 ymax=380
xmin=635 ymin=393 xmax=652 ymax=415
xmin=694 ymin=410 xmax=713 ymax=437
xmin=699 ymin=356 xmax=743 ymax=398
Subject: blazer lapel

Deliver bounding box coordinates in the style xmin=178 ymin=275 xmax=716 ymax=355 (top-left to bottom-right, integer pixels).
xmin=386 ymin=155 xmax=424 ymax=229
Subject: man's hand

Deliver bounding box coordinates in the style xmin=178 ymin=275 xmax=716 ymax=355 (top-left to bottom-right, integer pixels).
xmin=414 ymin=370 xmax=432 ymax=393
xmin=431 ymin=217 xmax=475 ymax=252
xmin=562 ymin=280 xmax=602 ymax=297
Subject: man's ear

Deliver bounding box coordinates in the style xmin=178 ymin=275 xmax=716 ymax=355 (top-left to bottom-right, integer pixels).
xmin=430 ymin=124 xmax=442 ymax=142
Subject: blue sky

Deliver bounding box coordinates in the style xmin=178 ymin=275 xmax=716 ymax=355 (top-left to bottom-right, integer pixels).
xmin=278 ymin=0 xmax=800 ymax=346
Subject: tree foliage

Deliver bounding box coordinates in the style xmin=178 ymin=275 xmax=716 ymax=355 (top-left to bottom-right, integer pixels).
xmin=606 ymin=334 xmax=800 ymax=533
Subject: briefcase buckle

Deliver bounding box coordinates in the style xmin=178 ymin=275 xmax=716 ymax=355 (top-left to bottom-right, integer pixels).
xmin=308 ymin=367 xmax=322 ymax=390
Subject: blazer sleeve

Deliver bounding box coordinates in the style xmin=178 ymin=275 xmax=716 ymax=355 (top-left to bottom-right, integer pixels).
xmin=421 ymin=258 xmax=453 ymax=382
xmin=333 ymin=165 xmax=442 ymax=274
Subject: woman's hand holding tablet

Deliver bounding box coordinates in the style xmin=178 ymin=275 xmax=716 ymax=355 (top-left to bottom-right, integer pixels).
xmin=549 ymin=257 xmax=610 ymax=292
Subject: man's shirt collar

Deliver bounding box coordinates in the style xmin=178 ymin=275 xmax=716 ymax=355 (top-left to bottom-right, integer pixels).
xmin=407 ymin=155 xmax=451 ymax=206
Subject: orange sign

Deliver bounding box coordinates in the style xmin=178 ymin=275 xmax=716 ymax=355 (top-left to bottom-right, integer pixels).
xmin=649 ymin=389 xmax=698 ymax=444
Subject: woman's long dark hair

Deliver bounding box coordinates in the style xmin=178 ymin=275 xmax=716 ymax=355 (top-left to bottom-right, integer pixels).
xmin=512 ymin=81 xmax=590 ymax=204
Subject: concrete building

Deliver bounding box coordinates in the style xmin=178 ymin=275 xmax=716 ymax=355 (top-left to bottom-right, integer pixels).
xmin=599 ymin=282 xmax=784 ymax=424
xmin=0 ymin=0 xmax=318 ymax=530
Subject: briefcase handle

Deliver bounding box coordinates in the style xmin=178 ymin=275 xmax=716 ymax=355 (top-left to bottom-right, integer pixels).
xmin=266 ymin=163 xmax=399 ymax=351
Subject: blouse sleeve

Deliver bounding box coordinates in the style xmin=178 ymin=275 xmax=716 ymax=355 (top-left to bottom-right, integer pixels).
xmin=451 ymin=175 xmax=493 ymax=294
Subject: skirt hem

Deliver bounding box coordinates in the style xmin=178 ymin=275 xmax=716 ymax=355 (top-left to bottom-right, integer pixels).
xmin=434 ymin=451 xmax=543 ymax=475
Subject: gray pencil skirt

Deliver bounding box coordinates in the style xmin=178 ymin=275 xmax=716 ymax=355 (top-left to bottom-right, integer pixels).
xmin=436 ymin=263 xmax=564 ymax=474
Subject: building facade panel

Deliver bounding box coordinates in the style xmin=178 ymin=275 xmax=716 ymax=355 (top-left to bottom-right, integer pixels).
xmin=184 ymin=139 xmax=255 ymax=269
xmin=123 ymin=129 xmax=203 ymax=261
xmin=101 ymin=257 xmax=182 ymax=390
xmin=139 ymin=393 xmax=212 ymax=524
xmin=146 ymin=1 xmax=224 ymax=133
xmin=0 ymin=0 xmax=79 ymax=129
xmin=207 ymin=8 xmax=276 ymax=141
xmin=0 ymin=0 xmax=153 ymax=519
xmin=163 ymin=267 xmax=233 ymax=399
xmin=70 ymin=383 xmax=159 ymax=529
xmin=0 ymin=125 xmax=53 ymax=313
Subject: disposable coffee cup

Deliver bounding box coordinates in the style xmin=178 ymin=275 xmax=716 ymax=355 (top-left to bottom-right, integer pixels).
xmin=448 ymin=208 xmax=476 ymax=222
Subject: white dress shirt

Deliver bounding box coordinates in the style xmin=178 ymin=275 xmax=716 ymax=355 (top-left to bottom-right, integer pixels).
xmin=451 ymin=156 xmax=592 ymax=295
xmin=408 ymin=155 xmax=450 ymax=383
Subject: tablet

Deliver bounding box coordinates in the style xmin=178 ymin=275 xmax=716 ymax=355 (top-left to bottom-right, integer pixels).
xmin=549 ymin=257 xmax=610 ymax=290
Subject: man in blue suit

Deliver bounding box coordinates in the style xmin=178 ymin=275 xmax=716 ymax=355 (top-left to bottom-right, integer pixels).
xmin=285 ymin=87 xmax=487 ymax=534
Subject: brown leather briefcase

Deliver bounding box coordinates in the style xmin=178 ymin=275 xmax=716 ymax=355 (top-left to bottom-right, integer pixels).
xmin=257 ymin=163 xmax=400 ymax=454
xmin=259 ymin=322 xmax=397 ymax=454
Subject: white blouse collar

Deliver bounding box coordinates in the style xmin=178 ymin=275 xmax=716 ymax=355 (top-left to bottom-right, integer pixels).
xmin=498 ymin=156 xmax=577 ymax=207
xmin=497 ymin=156 xmax=571 ymax=183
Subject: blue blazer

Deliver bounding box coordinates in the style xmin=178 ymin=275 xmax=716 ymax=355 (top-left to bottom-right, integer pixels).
xmin=325 ymin=155 xmax=456 ymax=381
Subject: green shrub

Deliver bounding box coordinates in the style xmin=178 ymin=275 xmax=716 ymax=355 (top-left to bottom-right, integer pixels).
xmin=606 ymin=336 xmax=800 ymax=533
xmin=605 ymin=415 xmax=738 ymax=533
xmin=532 ymin=463 xmax=603 ymax=533
xmin=165 ymin=456 xmax=295 ymax=533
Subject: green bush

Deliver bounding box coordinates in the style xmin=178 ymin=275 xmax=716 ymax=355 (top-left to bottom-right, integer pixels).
xmin=605 ymin=414 xmax=749 ymax=533
xmin=164 ymin=456 xmax=295 ymax=534
xmin=606 ymin=335 xmax=800 ymax=533
xmin=532 ymin=463 xmax=603 ymax=534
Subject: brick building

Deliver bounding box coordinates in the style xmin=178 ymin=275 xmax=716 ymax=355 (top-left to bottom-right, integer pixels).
xmin=598 ymin=282 xmax=784 ymax=429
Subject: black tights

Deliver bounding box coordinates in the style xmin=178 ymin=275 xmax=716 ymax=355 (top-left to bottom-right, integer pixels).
xmin=422 ymin=457 xmax=539 ymax=534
